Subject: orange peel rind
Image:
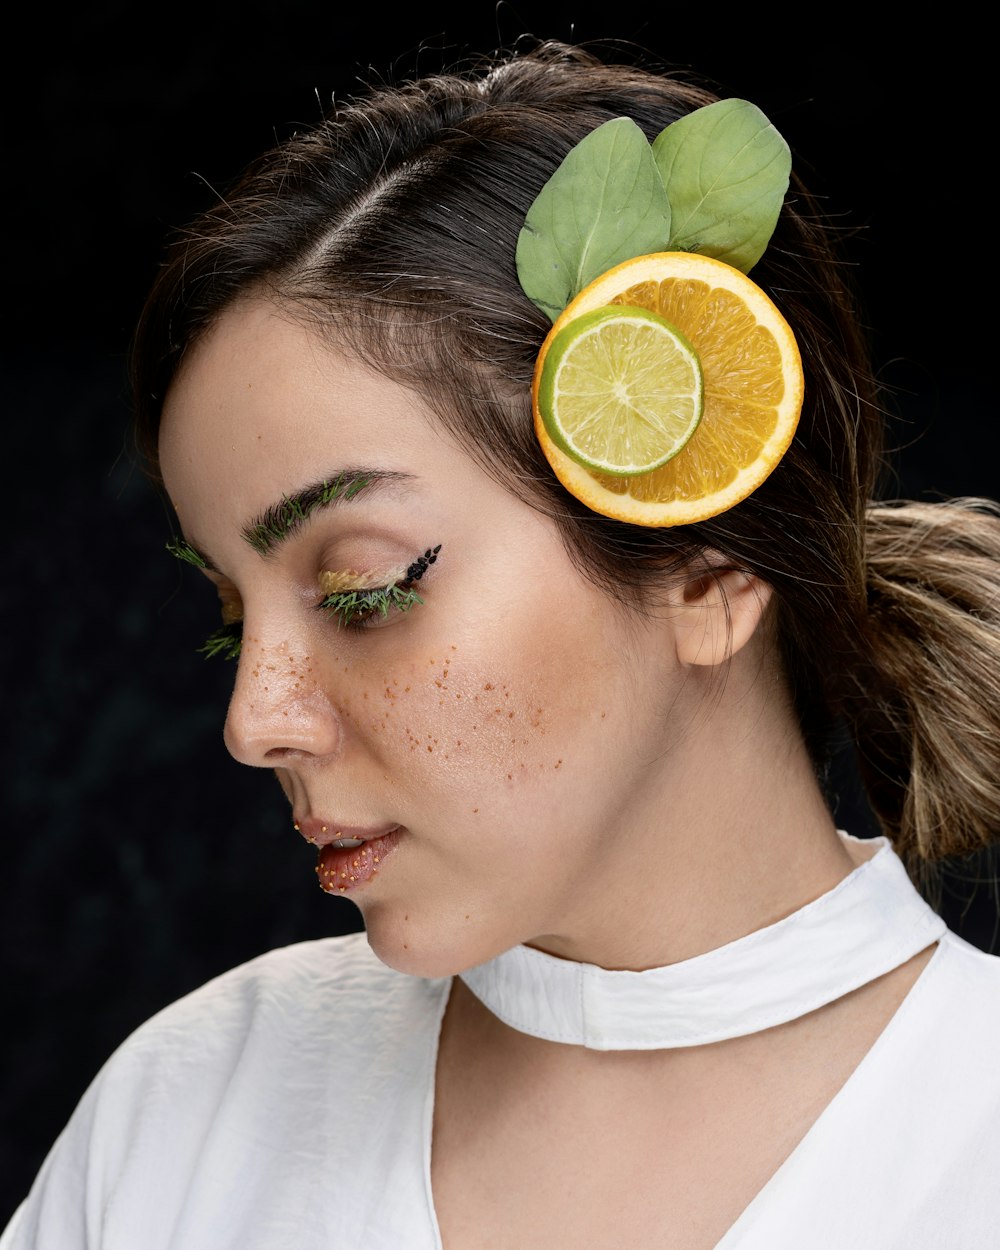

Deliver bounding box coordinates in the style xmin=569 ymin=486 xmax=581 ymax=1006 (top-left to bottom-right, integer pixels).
xmin=531 ymin=252 xmax=804 ymax=528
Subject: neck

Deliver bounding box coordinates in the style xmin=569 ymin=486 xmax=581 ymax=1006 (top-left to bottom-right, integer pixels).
xmin=528 ymin=646 xmax=857 ymax=972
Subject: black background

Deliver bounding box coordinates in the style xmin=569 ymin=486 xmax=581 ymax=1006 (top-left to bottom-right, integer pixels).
xmin=3 ymin=1 xmax=997 ymax=1224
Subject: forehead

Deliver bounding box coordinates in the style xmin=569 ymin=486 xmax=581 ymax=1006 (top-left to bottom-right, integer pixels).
xmin=158 ymin=299 xmax=449 ymax=525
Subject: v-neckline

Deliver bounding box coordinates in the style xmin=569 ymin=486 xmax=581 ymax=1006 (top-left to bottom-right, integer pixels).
xmin=419 ymin=834 xmax=946 ymax=1249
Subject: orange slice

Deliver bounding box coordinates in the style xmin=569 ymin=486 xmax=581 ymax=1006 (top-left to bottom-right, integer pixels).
xmin=531 ymin=252 xmax=804 ymax=526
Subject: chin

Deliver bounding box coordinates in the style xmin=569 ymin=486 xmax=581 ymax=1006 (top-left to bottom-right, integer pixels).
xmin=360 ymin=901 xmax=513 ymax=981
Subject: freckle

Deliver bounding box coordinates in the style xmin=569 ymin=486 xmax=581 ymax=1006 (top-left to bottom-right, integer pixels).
xmin=435 ymin=680 xmax=442 ymax=688
xmin=456 ymin=740 xmax=462 ymax=746
xmin=405 ymin=686 xmax=411 ymax=693
xmin=427 ymin=745 xmax=433 ymax=752
xmin=601 ymin=711 xmax=607 ymax=719
xmin=484 ymin=682 xmax=493 ymax=691
xmin=465 ymin=915 xmax=470 ymax=920
xmin=507 ymin=773 xmax=512 ymax=780
xmin=472 ymin=808 xmax=478 ymax=813
xmin=403 ymin=943 xmax=409 ymax=950
xmin=455 ymin=693 xmax=462 ymax=700
xmin=508 ymin=711 xmax=514 ymax=719
xmin=404 ymin=915 xmax=409 ymax=921
xmin=451 ymin=644 xmax=457 ymax=650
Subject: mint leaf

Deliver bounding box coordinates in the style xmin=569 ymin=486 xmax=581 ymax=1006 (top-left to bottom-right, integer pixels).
xmin=516 ymin=117 xmax=671 ymax=322
xmin=652 ymin=98 xmax=790 ymax=274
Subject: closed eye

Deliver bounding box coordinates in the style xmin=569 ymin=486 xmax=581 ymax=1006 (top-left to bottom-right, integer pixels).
xmin=318 ymin=582 xmax=424 ymax=631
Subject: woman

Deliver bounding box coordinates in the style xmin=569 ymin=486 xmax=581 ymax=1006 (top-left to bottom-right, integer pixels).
xmin=4 ymin=40 xmax=999 ymax=1249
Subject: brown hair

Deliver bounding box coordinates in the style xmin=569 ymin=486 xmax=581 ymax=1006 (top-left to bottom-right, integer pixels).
xmin=131 ymin=41 xmax=1000 ymax=882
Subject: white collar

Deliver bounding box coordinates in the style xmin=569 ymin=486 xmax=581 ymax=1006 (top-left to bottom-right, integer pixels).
xmin=458 ymin=835 xmax=945 ymax=1050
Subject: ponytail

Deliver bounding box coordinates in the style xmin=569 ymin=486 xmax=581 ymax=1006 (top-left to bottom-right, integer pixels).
xmin=849 ymin=498 xmax=1000 ymax=876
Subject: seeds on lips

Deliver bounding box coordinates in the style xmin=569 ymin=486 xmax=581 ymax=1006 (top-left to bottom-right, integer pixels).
xmin=312 ymin=827 xmax=403 ymax=894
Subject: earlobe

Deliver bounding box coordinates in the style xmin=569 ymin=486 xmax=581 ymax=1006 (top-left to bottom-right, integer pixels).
xmin=673 ymin=558 xmax=773 ymax=668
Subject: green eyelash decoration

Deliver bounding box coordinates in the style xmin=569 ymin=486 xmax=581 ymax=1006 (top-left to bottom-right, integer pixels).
xmin=319 ymin=545 xmax=440 ymax=629
xmin=166 ymin=538 xmax=207 ymax=568
xmin=199 ymin=622 xmax=243 ymax=661
xmin=319 ymin=584 xmax=424 ymax=629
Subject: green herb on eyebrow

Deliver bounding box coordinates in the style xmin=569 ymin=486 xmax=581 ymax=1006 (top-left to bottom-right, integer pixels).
xmin=198 ymin=623 xmax=243 ymax=661
xmin=319 ymin=584 xmax=424 ymax=629
xmin=166 ymin=538 xmax=207 ymax=568
xmin=243 ymin=471 xmax=375 ymax=554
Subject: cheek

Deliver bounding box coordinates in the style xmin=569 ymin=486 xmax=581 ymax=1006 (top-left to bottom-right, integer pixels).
xmin=338 ymin=635 xmax=620 ymax=808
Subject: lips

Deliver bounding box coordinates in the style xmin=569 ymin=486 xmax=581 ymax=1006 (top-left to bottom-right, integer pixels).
xmin=314 ymin=826 xmax=403 ymax=894
xmin=295 ymin=817 xmax=400 ymax=847
xmin=293 ymin=816 xmax=403 ymax=894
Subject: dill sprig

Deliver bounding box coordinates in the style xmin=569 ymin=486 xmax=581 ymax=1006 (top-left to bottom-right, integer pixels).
xmin=243 ymin=471 xmax=373 ymax=554
xmin=319 ymin=584 xmax=423 ymax=629
xmin=198 ymin=623 xmax=243 ymax=661
xmin=166 ymin=537 xmax=207 ymax=568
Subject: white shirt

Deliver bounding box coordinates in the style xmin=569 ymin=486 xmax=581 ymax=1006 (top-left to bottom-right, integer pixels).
xmin=4 ymin=836 xmax=999 ymax=1248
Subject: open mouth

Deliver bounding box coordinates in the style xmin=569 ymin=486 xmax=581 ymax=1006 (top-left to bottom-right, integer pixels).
xmin=315 ymin=825 xmax=403 ymax=894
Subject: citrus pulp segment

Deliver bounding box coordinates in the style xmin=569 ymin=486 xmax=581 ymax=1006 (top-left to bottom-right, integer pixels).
xmin=531 ymin=252 xmax=804 ymax=526
xmin=537 ymin=305 xmax=704 ymax=476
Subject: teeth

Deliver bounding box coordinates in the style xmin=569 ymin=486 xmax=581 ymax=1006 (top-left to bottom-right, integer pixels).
xmin=331 ymin=838 xmax=364 ymax=849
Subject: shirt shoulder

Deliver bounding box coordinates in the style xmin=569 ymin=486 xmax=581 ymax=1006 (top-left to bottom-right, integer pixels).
xmin=2 ymin=934 xmax=450 ymax=1250
xmin=125 ymin=930 xmax=433 ymax=1056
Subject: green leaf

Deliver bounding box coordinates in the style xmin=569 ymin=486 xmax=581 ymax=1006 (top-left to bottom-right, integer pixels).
xmin=516 ymin=117 xmax=671 ymax=322
xmin=652 ymin=98 xmax=790 ymax=274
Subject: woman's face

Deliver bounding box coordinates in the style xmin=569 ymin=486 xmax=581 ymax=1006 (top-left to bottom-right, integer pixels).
xmin=159 ymin=299 xmax=691 ymax=977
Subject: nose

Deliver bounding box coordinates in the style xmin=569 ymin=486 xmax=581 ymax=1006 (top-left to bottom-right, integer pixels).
xmin=223 ymin=633 xmax=343 ymax=768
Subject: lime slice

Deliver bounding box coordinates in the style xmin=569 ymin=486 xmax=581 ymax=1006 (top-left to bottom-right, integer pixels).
xmin=536 ymin=304 xmax=704 ymax=477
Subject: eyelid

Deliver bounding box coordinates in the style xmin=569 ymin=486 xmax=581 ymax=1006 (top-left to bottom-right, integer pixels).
xmin=214 ymin=582 xmax=244 ymax=624
xmin=318 ymin=566 xmax=408 ymax=596
xmin=317 ymin=544 xmax=442 ymax=597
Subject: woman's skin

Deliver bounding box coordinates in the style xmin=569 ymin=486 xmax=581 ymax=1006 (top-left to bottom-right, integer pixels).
xmin=160 ymin=297 xmax=935 ymax=1249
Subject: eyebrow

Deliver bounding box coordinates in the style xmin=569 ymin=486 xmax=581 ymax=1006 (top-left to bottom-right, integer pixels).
xmin=242 ymin=467 xmax=415 ymax=555
xmin=168 ymin=467 xmax=416 ymax=571
xmin=242 ymin=468 xmax=416 ymax=556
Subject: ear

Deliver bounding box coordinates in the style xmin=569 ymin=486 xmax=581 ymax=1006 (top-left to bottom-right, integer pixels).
xmin=671 ymin=553 xmax=773 ymax=668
